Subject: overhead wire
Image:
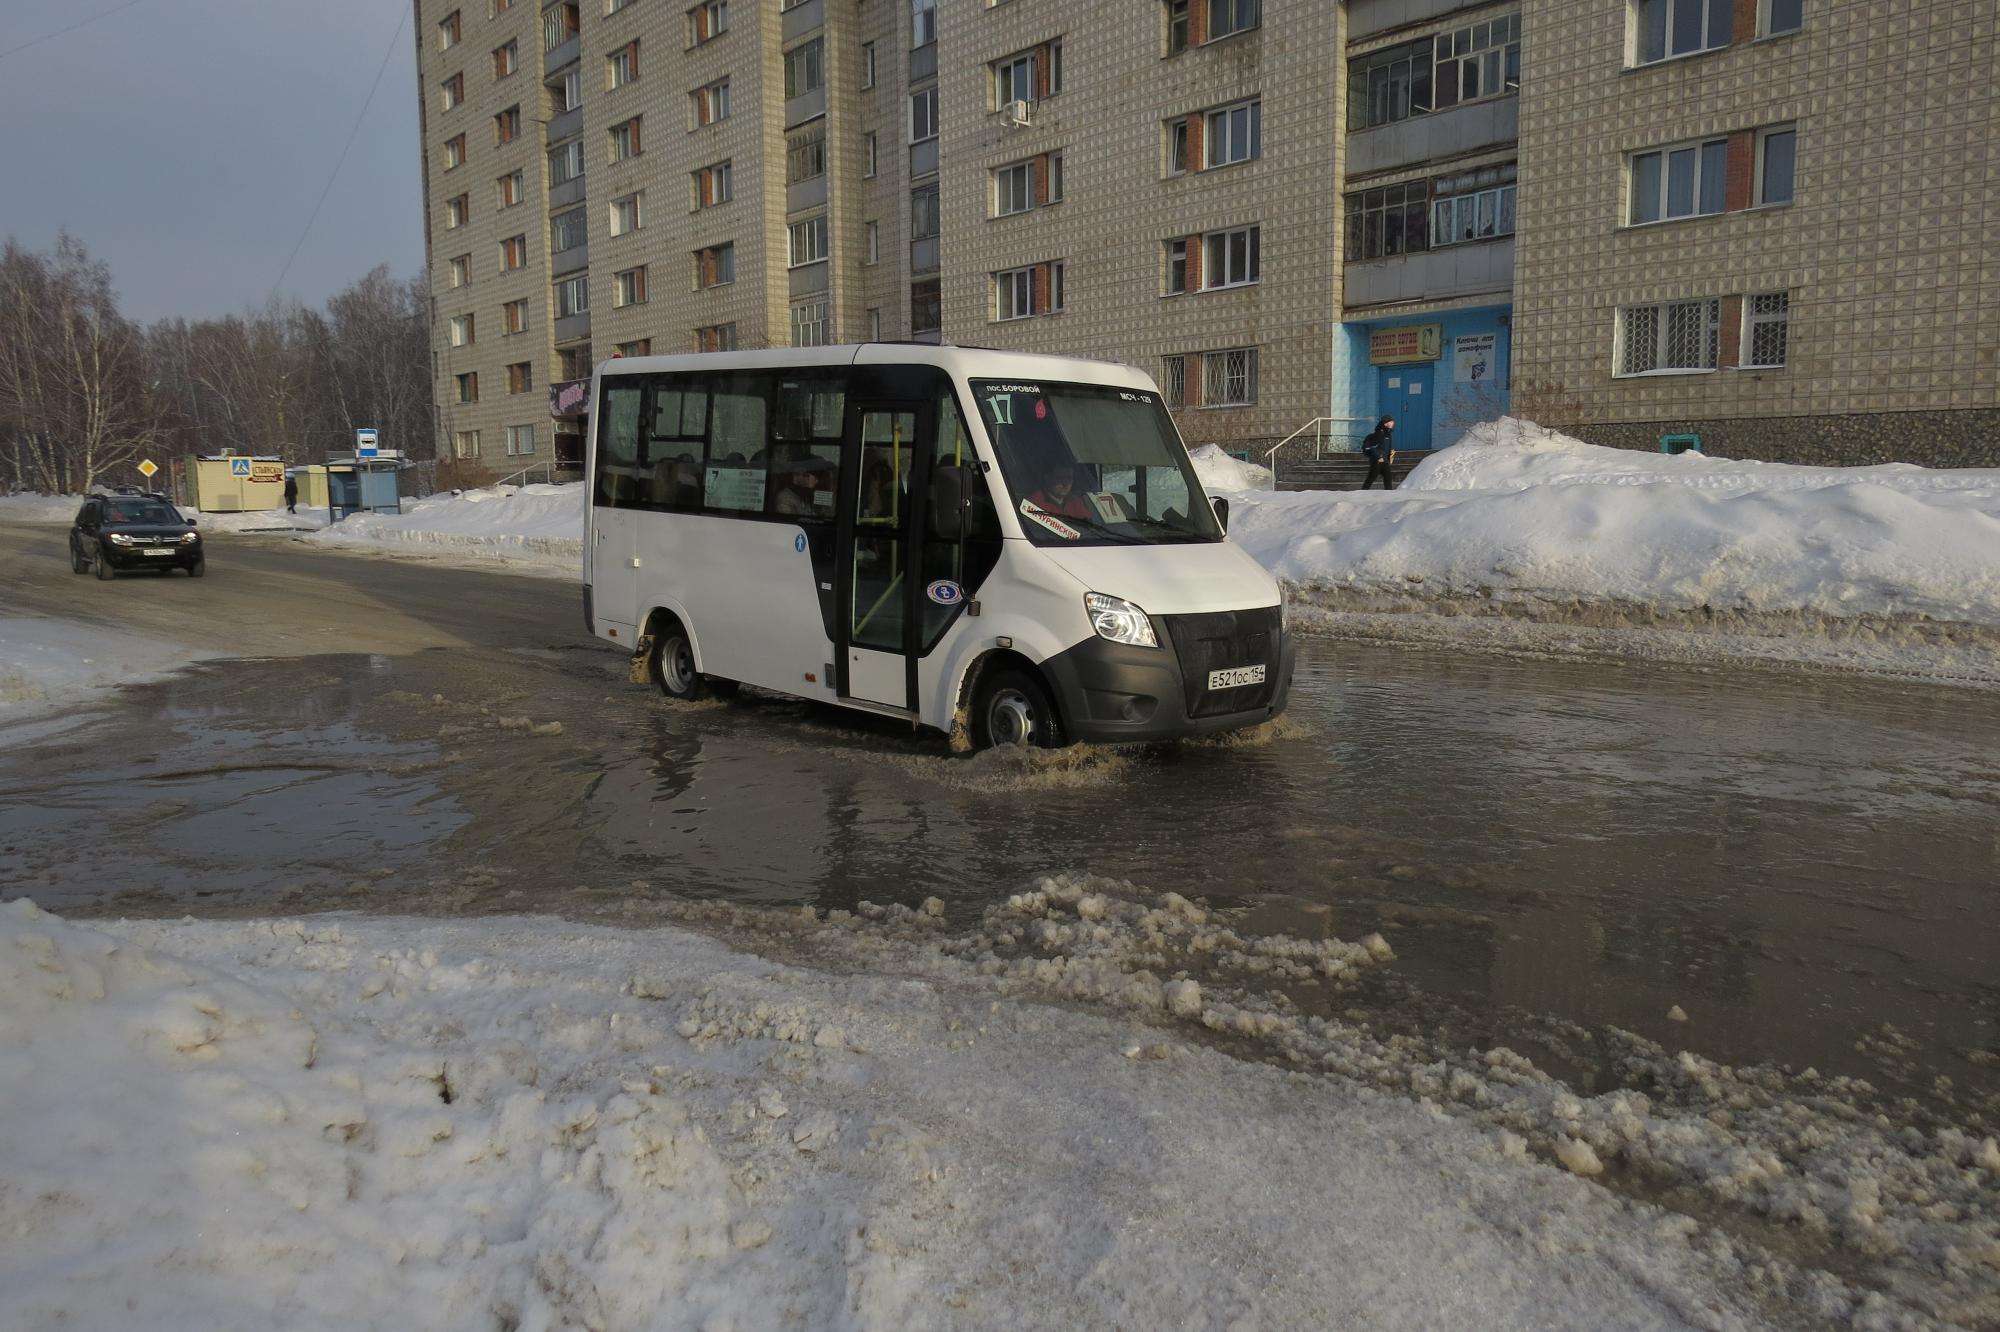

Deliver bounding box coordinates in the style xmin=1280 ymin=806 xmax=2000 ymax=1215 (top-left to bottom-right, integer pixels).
xmin=0 ymin=0 xmax=153 ymax=64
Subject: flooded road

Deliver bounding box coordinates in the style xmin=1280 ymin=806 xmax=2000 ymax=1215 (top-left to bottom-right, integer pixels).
xmin=4 ymin=595 xmax=1994 ymax=1113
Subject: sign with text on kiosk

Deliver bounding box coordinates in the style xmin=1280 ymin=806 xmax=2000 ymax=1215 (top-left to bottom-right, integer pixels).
xmin=356 ymin=428 xmax=379 ymax=459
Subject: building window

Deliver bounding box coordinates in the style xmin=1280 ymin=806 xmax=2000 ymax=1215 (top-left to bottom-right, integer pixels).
xmin=560 ymin=346 xmax=593 ymax=379
xmin=609 ymin=116 xmax=643 ymax=161
xmin=1205 ymin=99 xmax=1261 ymax=167
xmin=443 ymin=133 xmax=467 ymax=170
xmin=1431 ymin=163 xmax=1516 ymax=246
xmin=1346 ymin=181 xmax=1427 ymax=259
xmin=1633 ymin=0 xmax=1730 ymax=66
xmin=445 ymin=194 xmax=469 ymax=229
xmin=791 ymin=299 xmax=830 ymax=347
xmin=1167 ymin=119 xmax=1190 ymax=175
xmin=696 ymin=323 xmax=738 ymax=352
xmin=616 ymin=339 xmax=651 ymax=357
xmin=1208 ymin=0 xmax=1260 ymax=41
xmin=693 ymin=162 xmax=731 ymax=208
xmin=688 ymin=1 xmax=728 ymax=45
xmin=439 ymin=10 xmax=462 ymax=49
xmin=498 ymin=169 xmax=524 ymax=206
xmin=1617 ymin=298 xmax=1720 ymax=375
xmin=1161 ymin=355 xmax=1187 ymax=405
xmin=493 ymin=0 xmax=513 ymax=12
xmin=449 ymin=314 xmax=475 ymax=347
xmin=501 ymin=234 xmax=528 ymax=270
xmin=493 ymin=39 xmax=517 ymax=78
xmin=1202 ymin=226 xmax=1260 ymax=289
xmin=544 ymin=2 xmax=579 ymax=52
xmin=502 ymin=298 xmax=528 ymax=334
xmin=994 ymin=267 xmax=1033 ymax=321
xmin=787 ymin=132 xmax=827 ymax=184
xmin=861 ymin=42 xmax=877 ymax=88
xmin=1348 ymin=39 xmax=1430 ymax=131
xmin=1434 ymin=13 xmax=1521 ymax=110
xmin=911 ymin=184 xmax=940 ymax=240
xmin=784 ymin=37 xmax=824 ymax=99
xmin=993 ymin=162 xmax=1033 ymax=216
xmin=551 ymin=208 xmax=587 ymax=253
xmin=448 ymin=254 xmax=470 ymax=287
xmin=441 ymin=72 xmax=466 ymax=111
xmin=453 ymin=430 xmax=480 ymax=459
xmin=608 ymin=0 xmax=635 ymax=13
xmin=992 ymin=42 xmax=1059 ymax=109
xmin=695 ymin=243 xmax=735 ymax=287
xmin=864 ymin=132 xmax=879 ymax=177
xmin=1629 ymin=137 xmax=1727 ymax=224
xmin=610 ymin=191 xmax=644 ymax=236
xmin=1164 ymin=238 xmax=1189 ymax=294
xmin=555 ymin=275 xmax=589 ymax=318
xmin=693 ymin=79 xmax=730 ymax=126
xmin=1742 ymin=291 xmax=1789 ymax=368
xmin=1761 ymin=0 xmax=1802 ymax=35
xmin=551 ymin=66 xmax=582 ymax=113
xmin=868 ymin=308 xmax=882 ymax=340
xmin=455 ymin=371 xmax=480 ymax=403
xmin=494 ymin=105 xmax=520 ymax=144
xmin=607 ymin=40 xmax=640 ymax=89
xmin=789 ymin=215 xmax=829 ymax=267
xmin=507 ymin=361 xmax=533 ymax=394
xmin=911 ymin=0 xmax=936 ymax=48
xmin=506 ymin=423 xmax=536 ymax=455
xmin=1756 ymin=126 xmax=1796 ymax=205
xmin=911 ymin=279 xmax=941 ymax=334
xmin=1201 ymin=348 xmax=1258 ymax=406
xmin=613 ymin=266 xmax=648 ymax=307
xmin=549 ymin=138 xmax=584 ymax=186
xmin=1166 ymin=0 xmax=1189 ymax=54
xmin=865 ymin=220 xmax=880 ymax=264
xmin=909 ymin=86 xmax=938 ymax=143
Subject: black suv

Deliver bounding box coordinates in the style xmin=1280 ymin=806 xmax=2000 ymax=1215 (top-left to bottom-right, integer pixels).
xmin=70 ymin=492 xmax=205 ymax=578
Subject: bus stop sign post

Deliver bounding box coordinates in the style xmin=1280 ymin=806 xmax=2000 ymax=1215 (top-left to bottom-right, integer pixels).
xmin=356 ymin=428 xmax=380 ymax=459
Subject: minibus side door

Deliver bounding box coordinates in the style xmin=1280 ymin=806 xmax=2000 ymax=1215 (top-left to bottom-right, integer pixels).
xmin=836 ymin=398 xmax=934 ymax=710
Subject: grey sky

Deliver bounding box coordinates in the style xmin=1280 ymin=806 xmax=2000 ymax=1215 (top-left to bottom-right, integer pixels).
xmin=0 ymin=0 xmax=425 ymax=322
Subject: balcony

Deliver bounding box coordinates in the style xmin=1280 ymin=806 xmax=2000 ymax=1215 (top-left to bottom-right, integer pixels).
xmin=1347 ymin=0 xmax=1483 ymax=43
xmin=788 ymin=261 xmax=829 ymax=299
xmin=551 ymin=242 xmax=588 ymax=277
xmin=780 ymin=0 xmax=823 ymax=42
xmin=909 ymin=43 xmax=936 ymax=82
xmin=1343 ymin=237 xmax=1514 ymax=311
xmin=555 ymin=311 xmax=592 ymax=345
xmin=910 ymin=235 xmax=939 ymax=275
xmin=786 ymin=174 xmax=828 ymax=214
xmin=544 ymin=35 xmax=579 ymax=77
xmin=1347 ymin=97 xmax=1516 ymax=178
xmin=785 ymin=85 xmax=826 ymax=128
xmin=909 ymin=138 xmax=938 ymax=178
xmin=549 ymin=378 xmax=590 ymax=418
xmin=549 ymin=174 xmax=586 ymax=208
xmin=545 ymin=105 xmax=582 ymax=143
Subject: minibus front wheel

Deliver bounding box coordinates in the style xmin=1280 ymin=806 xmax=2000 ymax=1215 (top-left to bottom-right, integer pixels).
xmin=648 ymin=618 xmax=709 ymax=702
xmin=973 ymin=666 xmax=1065 ymax=750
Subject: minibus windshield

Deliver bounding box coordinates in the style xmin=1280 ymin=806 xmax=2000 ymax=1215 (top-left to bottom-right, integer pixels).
xmin=970 ymin=380 xmax=1221 ymax=546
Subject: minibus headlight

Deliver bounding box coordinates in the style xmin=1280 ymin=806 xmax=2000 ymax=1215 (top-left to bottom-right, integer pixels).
xmin=1085 ymin=593 xmax=1158 ymax=648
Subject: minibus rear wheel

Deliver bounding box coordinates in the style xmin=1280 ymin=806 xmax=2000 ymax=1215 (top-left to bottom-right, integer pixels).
xmin=649 ymin=620 xmax=708 ymax=701
xmin=973 ymin=667 xmax=1064 ymax=749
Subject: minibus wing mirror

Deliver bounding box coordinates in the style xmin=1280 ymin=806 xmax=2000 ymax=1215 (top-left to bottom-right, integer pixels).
xmin=930 ymin=466 xmax=966 ymax=539
xmin=1211 ymin=495 xmax=1229 ymax=533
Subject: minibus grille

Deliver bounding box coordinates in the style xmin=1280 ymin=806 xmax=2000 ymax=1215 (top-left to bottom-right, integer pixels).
xmin=1164 ymin=607 xmax=1279 ymax=718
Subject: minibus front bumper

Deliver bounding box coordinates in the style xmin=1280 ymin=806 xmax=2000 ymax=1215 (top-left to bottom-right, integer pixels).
xmin=1040 ymin=606 xmax=1295 ymax=744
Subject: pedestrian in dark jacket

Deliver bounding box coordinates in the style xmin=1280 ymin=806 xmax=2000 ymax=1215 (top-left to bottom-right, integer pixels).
xmin=1361 ymin=416 xmax=1396 ymax=490
xmin=284 ymin=473 xmax=298 ymax=514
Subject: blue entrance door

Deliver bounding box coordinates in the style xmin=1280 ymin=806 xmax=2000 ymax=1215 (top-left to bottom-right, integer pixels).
xmin=1377 ymin=363 xmax=1434 ymax=452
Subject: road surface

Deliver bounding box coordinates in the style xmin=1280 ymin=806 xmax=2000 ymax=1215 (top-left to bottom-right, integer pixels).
xmin=1 ymin=519 xmax=1995 ymax=1116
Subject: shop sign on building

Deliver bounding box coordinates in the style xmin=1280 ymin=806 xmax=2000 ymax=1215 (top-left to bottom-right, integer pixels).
xmin=1369 ymin=324 xmax=1442 ymax=365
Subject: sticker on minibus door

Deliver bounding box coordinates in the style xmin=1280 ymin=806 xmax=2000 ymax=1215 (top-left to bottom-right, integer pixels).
xmin=794 ymin=533 xmax=807 ymax=552
xmin=926 ymin=580 xmax=962 ymax=606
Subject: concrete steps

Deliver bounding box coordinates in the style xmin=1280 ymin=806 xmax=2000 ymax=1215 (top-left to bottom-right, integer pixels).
xmin=1273 ymin=453 xmax=1428 ymax=492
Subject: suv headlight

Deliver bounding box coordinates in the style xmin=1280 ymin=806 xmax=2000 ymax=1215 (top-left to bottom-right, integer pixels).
xmin=106 ymin=532 xmax=134 ymax=545
xmin=1085 ymin=592 xmax=1158 ymax=648
xmin=179 ymin=531 xmax=200 ymax=544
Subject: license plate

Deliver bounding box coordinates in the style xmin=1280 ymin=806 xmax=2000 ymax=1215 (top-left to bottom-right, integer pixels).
xmin=141 ymin=547 xmax=174 ymax=556
xmin=1207 ymin=664 xmax=1266 ymax=690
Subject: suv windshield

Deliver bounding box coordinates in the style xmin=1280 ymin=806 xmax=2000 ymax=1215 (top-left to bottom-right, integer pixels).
xmin=102 ymin=499 xmax=181 ymax=525
xmin=970 ymin=379 xmax=1220 ymax=546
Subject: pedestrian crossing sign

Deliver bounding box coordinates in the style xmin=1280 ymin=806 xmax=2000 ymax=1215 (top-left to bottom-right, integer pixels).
xmin=230 ymin=458 xmax=251 ymax=476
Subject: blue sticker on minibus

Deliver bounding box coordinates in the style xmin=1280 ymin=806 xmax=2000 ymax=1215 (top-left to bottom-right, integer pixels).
xmin=926 ymin=580 xmax=963 ymax=606
xmin=794 ymin=533 xmax=807 ymax=553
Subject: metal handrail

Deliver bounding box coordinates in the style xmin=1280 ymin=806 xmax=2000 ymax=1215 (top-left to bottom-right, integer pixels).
xmin=1263 ymin=416 xmax=1377 ymax=488
xmin=494 ymin=461 xmax=557 ymax=490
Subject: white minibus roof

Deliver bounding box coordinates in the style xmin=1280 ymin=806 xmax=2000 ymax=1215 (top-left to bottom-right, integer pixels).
xmin=594 ymin=344 xmax=1155 ymax=393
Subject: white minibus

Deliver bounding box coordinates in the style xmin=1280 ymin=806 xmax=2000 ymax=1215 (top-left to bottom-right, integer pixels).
xmin=584 ymin=344 xmax=1293 ymax=747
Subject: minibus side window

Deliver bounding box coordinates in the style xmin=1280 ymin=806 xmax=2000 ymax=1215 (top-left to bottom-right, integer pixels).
xmin=596 ymin=380 xmax=646 ymax=508
xmin=644 ymin=373 xmax=709 ymax=509
xmin=769 ymin=375 xmax=843 ymax=519
xmin=704 ymin=372 xmax=769 ymax=513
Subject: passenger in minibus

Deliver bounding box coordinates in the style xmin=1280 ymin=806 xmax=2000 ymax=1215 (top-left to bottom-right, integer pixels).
xmin=773 ymin=456 xmax=830 ymax=517
xmin=1026 ymin=461 xmax=1093 ymax=519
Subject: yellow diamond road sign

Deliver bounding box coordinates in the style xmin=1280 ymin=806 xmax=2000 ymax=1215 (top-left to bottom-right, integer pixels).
xmin=137 ymin=459 xmax=158 ymax=479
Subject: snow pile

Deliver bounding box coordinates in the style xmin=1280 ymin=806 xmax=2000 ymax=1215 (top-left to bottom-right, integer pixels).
xmin=195 ymin=507 xmax=331 ymax=534
xmin=5 ymin=898 xmax=1799 ymax=1330
xmin=0 ymin=492 xmax=83 ymax=525
xmin=1187 ymin=444 xmax=1273 ymax=493
xmin=307 ymin=482 xmax=584 ymax=574
xmin=1214 ymin=418 xmax=2000 ymax=628
xmin=0 ymin=616 xmax=203 ymax=734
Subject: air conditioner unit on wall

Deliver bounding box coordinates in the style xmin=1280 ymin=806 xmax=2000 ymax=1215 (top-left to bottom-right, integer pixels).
xmin=1004 ymin=99 xmax=1032 ymax=127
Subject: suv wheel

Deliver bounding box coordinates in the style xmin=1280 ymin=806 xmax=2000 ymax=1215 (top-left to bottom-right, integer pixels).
xmin=70 ymin=542 xmax=88 ymax=575
xmin=187 ymin=557 xmax=205 ymax=578
xmin=93 ymin=549 xmax=114 ymax=580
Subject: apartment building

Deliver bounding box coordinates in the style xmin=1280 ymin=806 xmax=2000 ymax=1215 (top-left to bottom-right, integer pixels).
xmin=1508 ymin=0 xmax=1998 ymax=465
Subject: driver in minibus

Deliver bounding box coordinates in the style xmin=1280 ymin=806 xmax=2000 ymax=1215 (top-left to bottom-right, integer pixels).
xmin=1026 ymin=461 xmax=1093 ymax=520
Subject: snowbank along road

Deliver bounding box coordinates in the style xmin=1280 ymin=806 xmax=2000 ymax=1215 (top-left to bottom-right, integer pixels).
xmin=2 ymin=512 xmax=1998 ymax=1328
